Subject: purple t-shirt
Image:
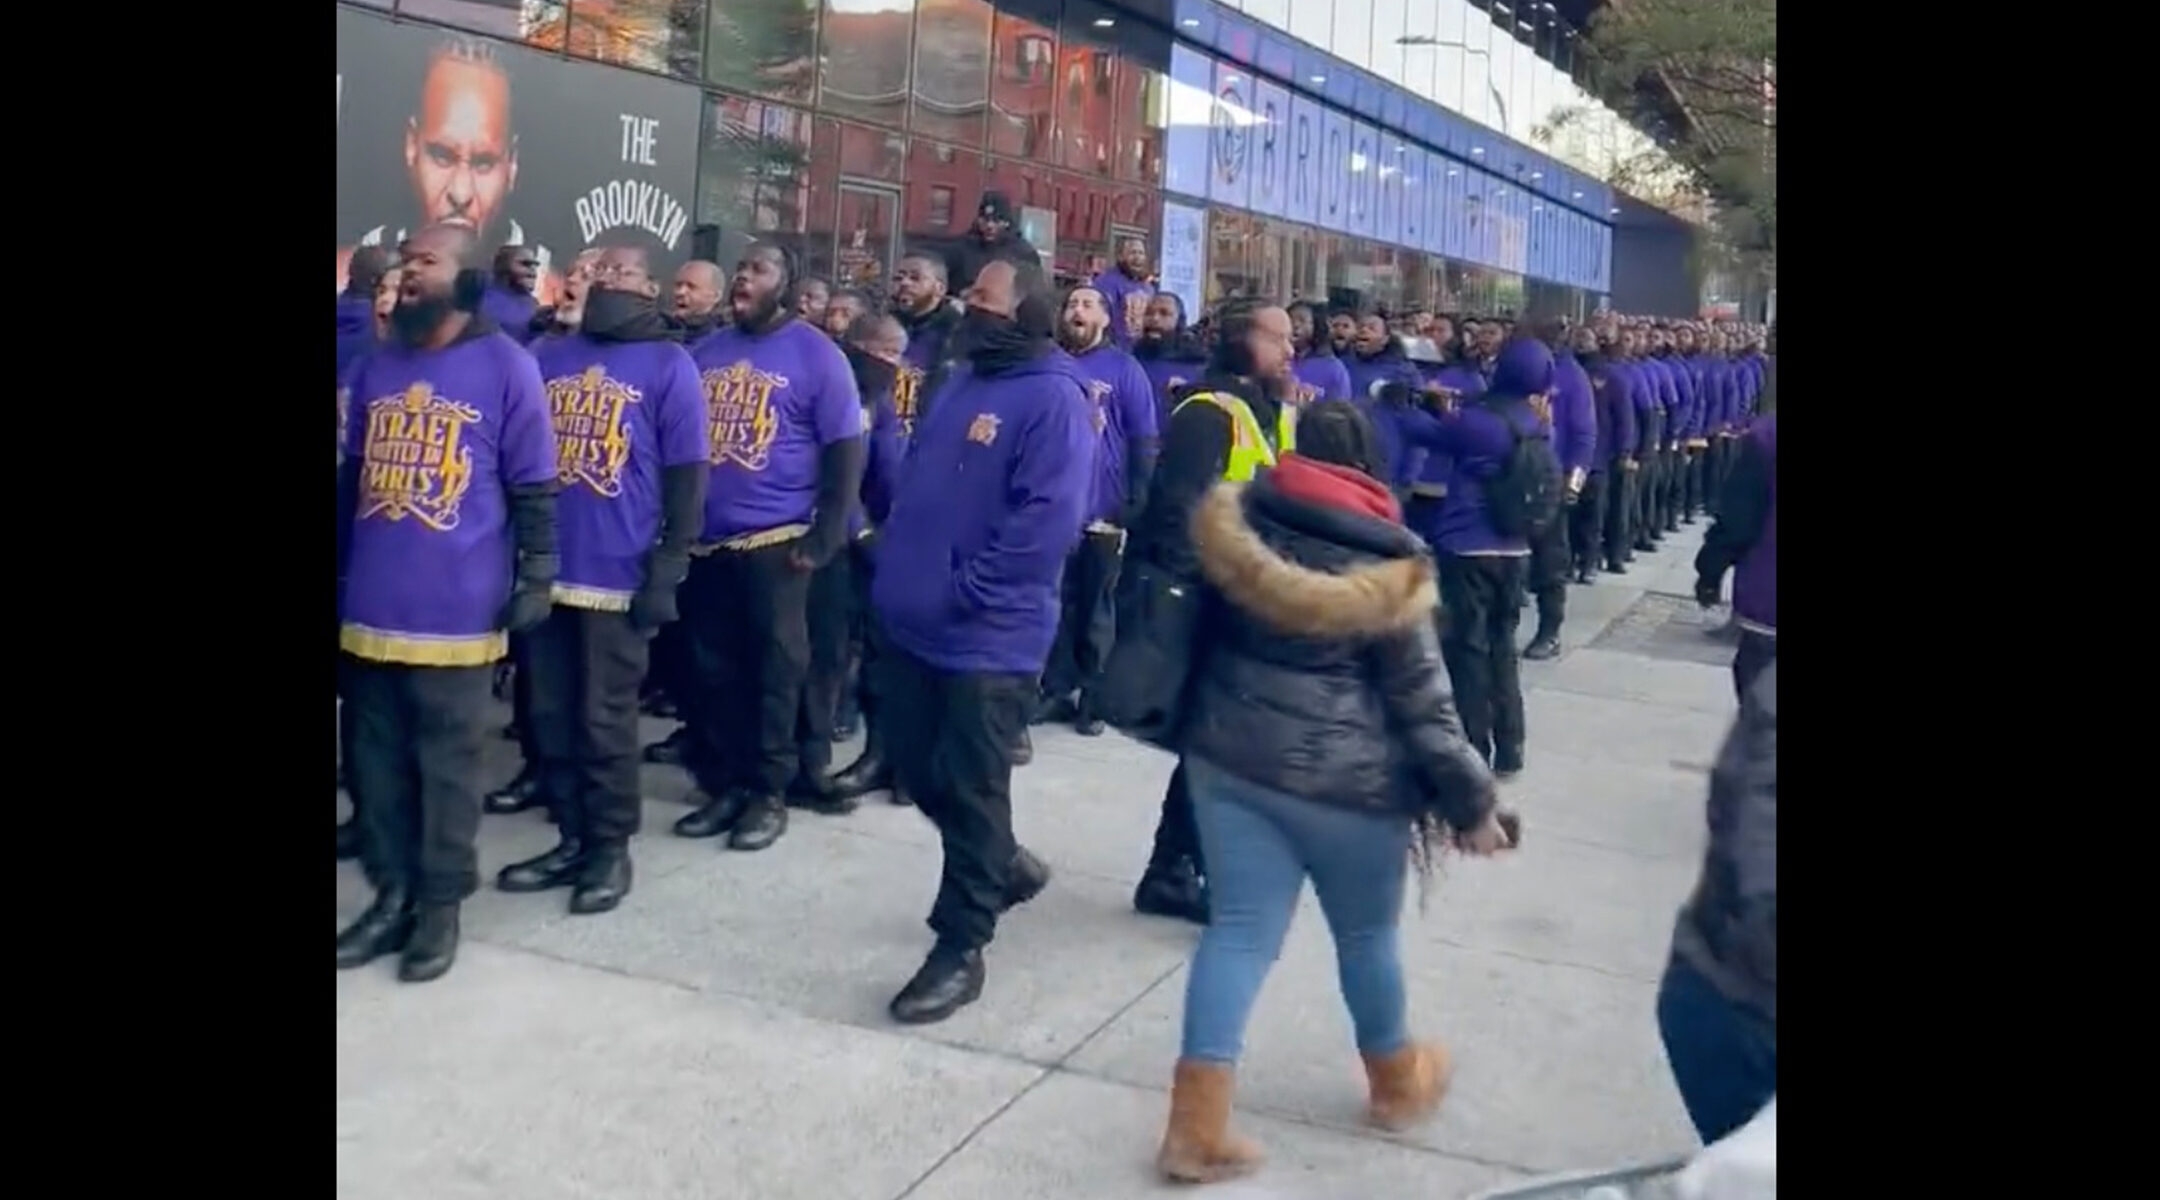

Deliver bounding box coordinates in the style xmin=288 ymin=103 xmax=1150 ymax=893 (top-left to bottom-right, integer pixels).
xmin=1290 ymin=353 xmax=1354 ymax=405
xmin=1089 ymin=269 xmax=1154 ymax=349
xmin=531 ymin=334 xmax=708 ymax=609
xmin=692 ymin=319 xmax=864 ymax=542
xmin=340 ymin=329 xmax=557 ymax=666
xmin=1066 ymin=342 xmax=1159 ymax=524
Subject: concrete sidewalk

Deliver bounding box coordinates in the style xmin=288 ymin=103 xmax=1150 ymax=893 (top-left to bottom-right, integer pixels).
xmin=336 ymin=522 xmax=1737 ymax=1200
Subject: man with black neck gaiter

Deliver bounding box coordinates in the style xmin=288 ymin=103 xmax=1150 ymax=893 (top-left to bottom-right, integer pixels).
xmin=671 ymin=245 xmax=866 ymax=853
xmin=336 ymin=223 xmax=559 ymax=982
xmin=1124 ymin=300 xmax=1301 ymax=927
xmin=872 ymin=260 xmax=1093 ymax=1023
xmin=1037 ymin=285 xmax=1159 ymax=735
xmin=496 ymin=244 xmax=708 ymax=915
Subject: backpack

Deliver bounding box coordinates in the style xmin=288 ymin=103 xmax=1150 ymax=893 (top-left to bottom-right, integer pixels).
xmin=1481 ymin=399 xmax=1565 ymax=539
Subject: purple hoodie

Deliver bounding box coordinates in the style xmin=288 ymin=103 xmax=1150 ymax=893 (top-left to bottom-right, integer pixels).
xmin=1584 ymin=355 xmax=1638 ymax=466
xmin=1291 ymin=350 xmax=1354 ymax=405
xmin=1410 ymin=361 xmax=1484 ymax=497
xmin=1550 ymin=350 xmax=1598 ymax=475
xmin=871 ymin=349 xmax=1095 ymax=674
xmin=1395 ymin=339 xmax=1552 ymax=557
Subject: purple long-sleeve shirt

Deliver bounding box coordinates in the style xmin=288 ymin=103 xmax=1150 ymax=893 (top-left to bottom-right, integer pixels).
xmin=1587 ymin=357 xmax=1638 ymax=463
xmin=1551 ymin=351 xmax=1599 ymax=475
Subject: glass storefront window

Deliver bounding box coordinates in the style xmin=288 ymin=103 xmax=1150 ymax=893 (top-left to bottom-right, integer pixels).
xmin=531 ymin=0 xmax=703 ymax=78
xmin=697 ymin=95 xmax=830 ymax=272
xmin=1330 ymin=0 xmax=1373 ymax=72
xmin=903 ymin=139 xmax=983 ymax=249
xmin=701 ymin=0 xmax=818 ymax=103
xmin=1288 ymin=0 xmax=1330 ymax=66
xmin=1487 ymin=19 xmax=1514 ymax=137
xmin=1243 ymin=0 xmax=1290 ymax=33
xmin=399 ymin=0 xmax=557 ymax=53
xmin=1370 ymin=0 xmax=1408 ymax=92
xmin=1055 ymin=1 xmax=1120 ymax=176
xmin=987 ymin=9 xmax=1057 ymax=159
xmin=910 ymin=0 xmax=991 ymax=146
xmin=820 ymin=0 xmax=916 ymax=128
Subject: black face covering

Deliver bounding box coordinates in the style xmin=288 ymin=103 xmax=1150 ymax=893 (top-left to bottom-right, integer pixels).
xmin=844 ymin=343 xmax=898 ymax=400
xmin=581 ymin=287 xmax=674 ymax=343
xmin=964 ymin=300 xmax=1051 ymax=375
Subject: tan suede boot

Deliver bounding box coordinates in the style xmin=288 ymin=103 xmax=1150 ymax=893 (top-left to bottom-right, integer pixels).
xmin=1362 ymin=1040 xmax=1454 ymax=1131
xmin=1156 ymin=1059 xmax=1265 ymax=1184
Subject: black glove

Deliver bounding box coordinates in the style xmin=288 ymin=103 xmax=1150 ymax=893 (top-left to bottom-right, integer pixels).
xmin=500 ymin=482 xmax=560 ymax=633
xmin=629 ymin=550 xmax=689 ymax=633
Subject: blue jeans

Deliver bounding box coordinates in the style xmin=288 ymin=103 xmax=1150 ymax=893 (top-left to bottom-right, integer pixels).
xmin=1179 ymin=755 xmax=1412 ymax=1064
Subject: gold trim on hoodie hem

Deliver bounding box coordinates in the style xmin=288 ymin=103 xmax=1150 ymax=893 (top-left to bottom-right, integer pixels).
xmin=339 ymin=624 xmax=507 ymax=667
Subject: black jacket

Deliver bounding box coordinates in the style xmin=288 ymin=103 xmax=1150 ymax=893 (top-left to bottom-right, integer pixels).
xmin=1178 ymin=472 xmax=1495 ymax=830
xmin=1670 ymin=661 xmax=1777 ymax=1029
xmin=1126 ymin=373 xmax=1283 ymax=582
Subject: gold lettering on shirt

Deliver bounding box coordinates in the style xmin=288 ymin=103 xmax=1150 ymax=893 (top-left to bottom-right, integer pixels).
xmin=357 ymin=383 xmax=480 ymax=532
xmin=702 ymin=359 xmax=790 ymax=472
xmin=894 ymin=363 xmax=924 ymax=437
xmin=1122 ymin=291 xmax=1149 ymax=336
xmin=546 ymin=364 xmax=641 ymax=498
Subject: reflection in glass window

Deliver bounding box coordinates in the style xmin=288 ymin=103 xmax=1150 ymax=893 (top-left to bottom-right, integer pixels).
xmin=1460 ymin=5 xmax=1491 ymax=129
xmin=398 ymin=0 xmax=552 ymax=50
xmin=1511 ymin=31 xmax=1538 ymax=145
xmin=1056 ymin=1 xmax=1120 ymax=175
xmin=697 ymin=96 xmax=825 ymax=266
xmin=988 ymin=10 xmax=1057 ymax=158
xmin=1243 ymin=0 xmax=1290 ymax=32
xmin=1399 ymin=0 xmax=1437 ymax=100
xmin=704 ymin=0 xmax=819 ymax=102
xmin=1433 ymin=0 xmax=1467 ymax=115
xmin=1369 ymin=0 xmax=1407 ymax=90
xmin=1116 ymin=61 xmax=1167 ymax=186
xmin=821 ymin=0 xmax=917 ymax=127
xmin=530 ymin=0 xmax=706 ymax=78
xmin=910 ymin=0 xmax=991 ymax=145
xmin=1289 ymin=0 xmax=1331 ymax=64
xmin=1487 ymin=20 xmax=1514 ymax=136
xmin=904 ymin=139 xmax=984 ymax=248
xmin=1331 ymin=0 xmax=1373 ymax=73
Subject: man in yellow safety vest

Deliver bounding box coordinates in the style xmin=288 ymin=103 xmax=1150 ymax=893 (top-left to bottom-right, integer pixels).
xmin=1122 ymin=299 xmax=1300 ymax=927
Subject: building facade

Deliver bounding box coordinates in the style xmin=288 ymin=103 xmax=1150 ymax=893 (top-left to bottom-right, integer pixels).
xmin=336 ymin=0 xmax=1631 ymax=317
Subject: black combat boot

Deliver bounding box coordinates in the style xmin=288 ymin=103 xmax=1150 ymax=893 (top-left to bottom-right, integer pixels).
xmin=727 ymin=795 xmax=789 ymax=851
xmin=672 ymin=788 xmax=749 ymax=839
xmin=483 ymin=765 xmax=545 ymax=815
xmin=1002 ymin=846 xmax=1052 ymax=912
xmin=495 ymin=837 xmax=586 ymax=892
xmin=336 ymin=886 xmax=414 ymax=969
xmin=642 ymin=727 xmax=690 ymax=766
xmin=829 ymin=732 xmax=893 ymax=800
xmin=398 ymin=904 xmax=460 ymax=983
xmin=888 ymin=946 xmax=986 ymax=1025
xmin=569 ymin=843 xmax=632 ymax=915
xmin=1133 ymin=856 xmax=1209 ymax=925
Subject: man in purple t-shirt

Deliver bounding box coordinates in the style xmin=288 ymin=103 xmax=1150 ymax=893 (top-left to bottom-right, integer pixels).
xmin=494 ymin=244 xmax=709 ymax=916
xmin=670 ymin=245 xmax=866 ymax=854
xmin=336 ymin=223 xmax=561 ymax=983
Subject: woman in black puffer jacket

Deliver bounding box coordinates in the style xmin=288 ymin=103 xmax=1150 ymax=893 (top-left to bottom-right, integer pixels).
xmin=1155 ymin=400 xmax=1511 ymax=1186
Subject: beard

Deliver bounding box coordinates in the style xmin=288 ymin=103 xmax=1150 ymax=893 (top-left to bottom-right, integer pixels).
xmin=390 ymin=293 xmax=454 ymax=346
xmin=734 ymin=288 xmax=785 ymax=331
xmin=1059 ymin=324 xmax=1104 ymax=353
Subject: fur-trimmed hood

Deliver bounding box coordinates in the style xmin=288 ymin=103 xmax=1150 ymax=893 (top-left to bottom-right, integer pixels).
xmin=1191 ymin=479 xmax=1438 ymax=639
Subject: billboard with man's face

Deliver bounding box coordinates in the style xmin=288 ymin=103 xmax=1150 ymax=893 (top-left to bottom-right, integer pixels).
xmin=335 ymin=7 xmax=702 ymax=303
